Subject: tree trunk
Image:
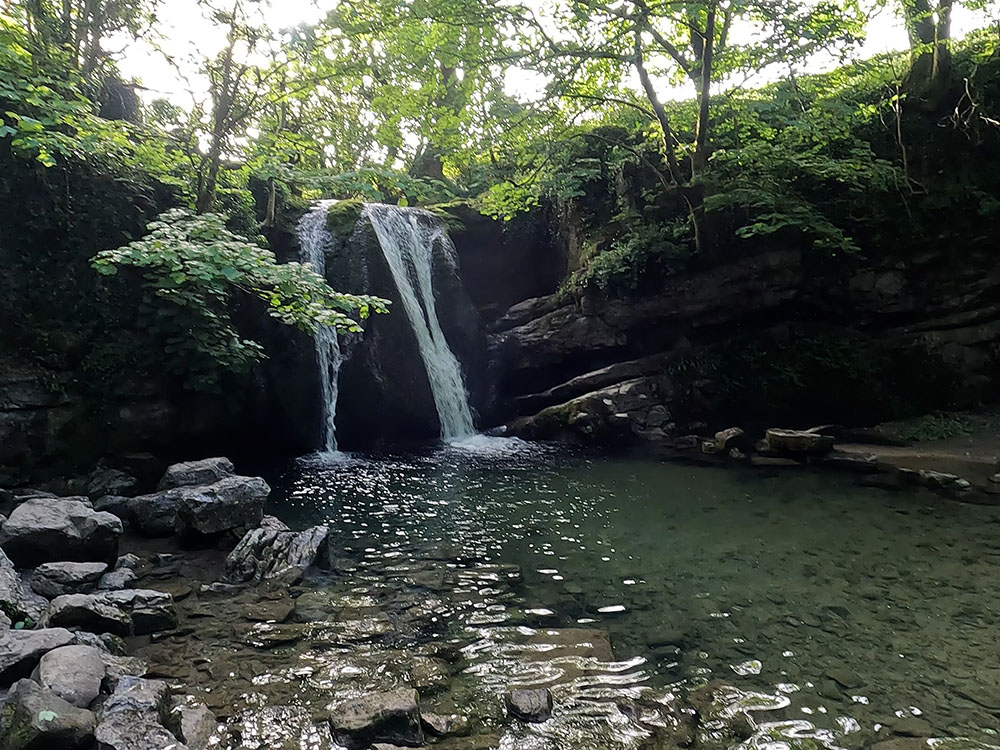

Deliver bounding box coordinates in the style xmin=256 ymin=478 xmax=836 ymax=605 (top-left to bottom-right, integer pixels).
xmin=903 ymin=0 xmax=953 ymax=104
xmin=691 ymin=4 xmax=716 ymax=178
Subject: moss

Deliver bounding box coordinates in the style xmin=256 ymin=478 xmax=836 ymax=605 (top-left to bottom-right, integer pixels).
xmin=326 ymin=199 xmax=366 ymax=238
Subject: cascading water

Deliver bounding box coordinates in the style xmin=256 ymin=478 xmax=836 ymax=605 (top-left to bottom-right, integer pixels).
xmin=364 ymin=203 xmax=476 ymax=440
xmin=298 ymin=200 xmax=343 ymax=453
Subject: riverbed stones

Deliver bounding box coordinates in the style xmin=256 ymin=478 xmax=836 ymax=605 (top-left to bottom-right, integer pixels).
xmin=33 ymin=645 xmax=106 ymax=708
xmin=421 ymin=712 xmax=471 ymax=737
xmin=328 ymin=688 xmax=424 ymax=749
xmin=505 ymin=688 xmax=553 ymax=723
xmin=0 ymin=497 xmax=122 ymax=566
xmin=158 ymin=457 xmax=234 ymax=490
xmin=97 ymin=568 xmax=137 ymax=591
xmin=123 ymin=489 xmax=186 ymax=537
xmin=0 ymin=678 xmax=97 ymax=750
xmin=176 ymin=475 xmax=269 ymax=536
xmin=43 ymin=589 xmax=176 ymax=637
xmin=29 ymin=562 xmax=108 ymax=598
xmin=224 ymin=523 xmax=329 ymax=585
xmin=0 ymin=628 xmax=75 ymax=685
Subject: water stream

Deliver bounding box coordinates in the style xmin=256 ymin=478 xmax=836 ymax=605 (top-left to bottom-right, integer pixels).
xmin=298 ymin=200 xmax=343 ymax=453
xmin=143 ymin=443 xmax=1000 ymax=749
xmin=364 ymin=203 xmax=476 ymax=440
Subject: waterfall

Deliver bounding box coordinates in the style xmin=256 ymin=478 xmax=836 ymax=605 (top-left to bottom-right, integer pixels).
xmin=298 ymin=200 xmax=343 ymax=453
xmin=364 ymin=203 xmax=476 ymax=440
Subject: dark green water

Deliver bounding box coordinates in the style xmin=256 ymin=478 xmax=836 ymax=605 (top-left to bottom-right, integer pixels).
xmin=270 ymin=437 xmax=1000 ymax=749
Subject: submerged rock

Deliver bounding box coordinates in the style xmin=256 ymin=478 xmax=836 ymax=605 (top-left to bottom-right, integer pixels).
xmin=505 ymin=688 xmax=553 ymax=723
xmin=224 ymin=523 xmax=329 ymax=585
xmin=328 ymin=688 xmax=424 ymax=749
xmin=29 ymin=562 xmax=108 ymax=598
xmin=33 ymin=645 xmax=106 ymax=708
xmin=0 ymin=628 xmax=75 ymax=686
xmin=0 ymin=678 xmax=97 ymax=750
xmin=157 ymin=457 xmax=234 ymax=490
xmin=0 ymin=497 xmax=122 ymax=566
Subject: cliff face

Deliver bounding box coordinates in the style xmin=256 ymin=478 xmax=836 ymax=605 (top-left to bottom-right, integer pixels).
xmin=486 ymin=230 xmax=1000 ymax=442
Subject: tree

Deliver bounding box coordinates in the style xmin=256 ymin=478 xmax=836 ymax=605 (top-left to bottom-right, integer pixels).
xmin=91 ymin=209 xmax=389 ymax=388
xmin=513 ymin=0 xmax=867 ymax=252
xmin=13 ymin=0 xmax=160 ymax=77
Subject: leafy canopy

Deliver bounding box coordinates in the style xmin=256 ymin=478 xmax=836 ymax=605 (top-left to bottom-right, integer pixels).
xmin=91 ymin=209 xmax=389 ymax=387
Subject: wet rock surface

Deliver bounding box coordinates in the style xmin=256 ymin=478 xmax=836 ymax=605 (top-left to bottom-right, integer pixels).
xmin=29 ymin=562 xmax=108 ymax=598
xmin=0 ymin=497 xmax=122 ymax=566
xmin=504 ymin=688 xmax=553 ymax=723
xmin=223 ymin=522 xmax=328 ymax=584
xmin=0 ymin=677 xmax=97 ymax=749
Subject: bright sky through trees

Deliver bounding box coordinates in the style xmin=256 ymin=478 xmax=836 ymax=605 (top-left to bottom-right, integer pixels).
xmin=125 ymin=0 xmax=995 ymax=108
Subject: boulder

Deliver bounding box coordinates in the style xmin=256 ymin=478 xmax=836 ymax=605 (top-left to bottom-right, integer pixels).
xmin=0 ymin=678 xmax=97 ymax=750
xmin=421 ymin=712 xmax=470 ymax=738
xmin=170 ymin=700 xmax=218 ymax=750
xmin=157 ymin=458 xmax=234 ymax=491
xmin=103 ymin=590 xmax=177 ymax=635
xmin=95 ymin=676 xmax=183 ymax=750
xmin=43 ymin=594 xmax=132 ymax=637
xmin=85 ymin=468 xmax=138 ymax=499
xmin=0 ymin=548 xmax=34 ymax=623
xmin=0 ymin=628 xmax=75 ymax=685
xmin=123 ymin=490 xmax=186 ymax=537
xmin=97 ymin=569 xmax=137 ymax=591
xmin=224 ymin=524 xmax=329 ymax=585
xmin=176 ymin=476 xmax=269 ymax=536
xmin=0 ymin=498 xmax=122 ymax=566
xmin=30 ymin=562 xmax=108 ymax=598
xmin=95 ymin=713 xmax=186 ymax=750
xmin=505 ymin=688 xmax=553 ymax=723
xmin=763 ymin=428 xmax=835 ymax=456
xmin=43 ymin=589 xmax=176 ymax=637
xmin=701 ymin=427 xmax=746 ymax=456
xmin=33 ymin=645 xmax=106 ymax=708
xmin=328 ymin=688 xmax=423 ymax=749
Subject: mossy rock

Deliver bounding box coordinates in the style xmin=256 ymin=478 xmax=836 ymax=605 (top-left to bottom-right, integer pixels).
xmin=326 ymin=200 xmax=366 ymax=238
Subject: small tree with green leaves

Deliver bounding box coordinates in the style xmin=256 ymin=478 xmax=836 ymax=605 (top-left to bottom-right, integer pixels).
xmin=91 ymin=209 xmax=389 ymax=389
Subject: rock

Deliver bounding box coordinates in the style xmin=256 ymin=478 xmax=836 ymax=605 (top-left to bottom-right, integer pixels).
xmin=157 ymin=458 xmax=234 ymax=490
xmin=763 ymin=428 xmax=835 ymax=456
xmin=328 ymin=688 xmax=423 ymax=749
xmin=751 ymin=456 xmax=802 ymax=468
xmin=43 ymin=593 xmax=132 ymax=637
xmin=646 ymin=628 xmax=686 ymax=648
xmin=0 ymin=678 xmax=96 ymax=749
xmin=505 ymin=688 xmax=553 ymax=723
xmin=224 ymin=524 xmax=329 ymax=585
xmin=0 ymin=628 xmax=75 ymax=685
xmin=103 ymin=590 xmax=177 ymax=635
xmin=123 ymin=490 xmax=186 ymax=537
xmin=113 ymin=554 xmax=142 ymax=571
xmin=43 ymin=590 xmax=176 ymax=637
xmin=170 ymin=701 xmax=218 ymax=750
xmin=826 ymin=668 xmax=864 ymax=690
xmin=421 ymin=712 xmax=470 ymax=737
xmin=892 ymin=717 xmax=935 ymax=737
xmin=0 ymin=498 xmax=122 ymax=566
xmin=95 ymin=713 xmax=186 ymax=750
xmin=85 ymin=468 xmax=138 ymax=499
xmin=0 ymin=548 xmax=34 ymax=623
xmin=869 ymin=740 xmax=931 ymax=750
xmin=33 ymin=645 xmax=106 ymax=708
xmin=97 ymin=569 xmax=137 ymax=591
xmin=175 ymin=476 xmax=270 ymax=536
xmin=101 ymin=676 xmax=170 ymax=721
xmin=30 ymin=562 xmax=108 ymax=598
xmin=702 ymin=427 xmax=745 ymax=456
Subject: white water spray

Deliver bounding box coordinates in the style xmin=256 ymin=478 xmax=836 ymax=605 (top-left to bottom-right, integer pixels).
xmin=364 ymin=203 xmax=476 ymax=440
xmin=298 ymin=200 xmax=343 ymax=453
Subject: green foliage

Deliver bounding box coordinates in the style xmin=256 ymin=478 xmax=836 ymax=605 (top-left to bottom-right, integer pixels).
xmin=91 ymin=209 xmax=389 ymax=389
xmin=896 ymin=412 xmax=972 ymax=442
